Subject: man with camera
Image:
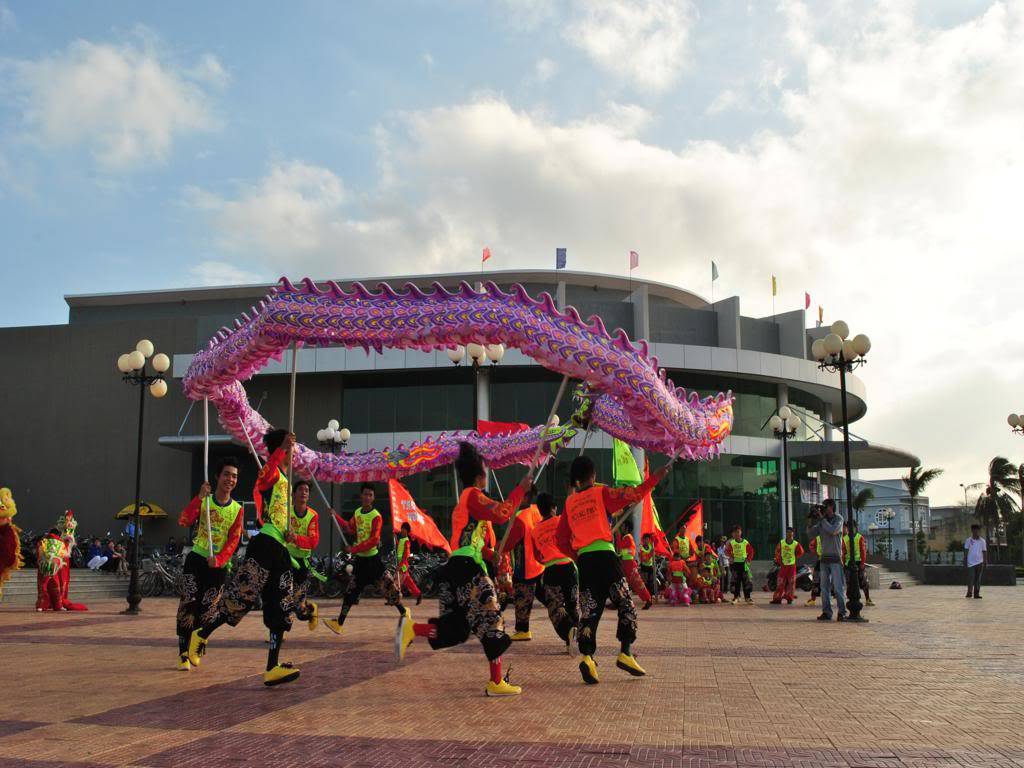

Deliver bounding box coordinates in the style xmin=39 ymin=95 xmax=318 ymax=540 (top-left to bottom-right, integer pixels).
xmin=807 ymin=499 xmax=847 ymax=621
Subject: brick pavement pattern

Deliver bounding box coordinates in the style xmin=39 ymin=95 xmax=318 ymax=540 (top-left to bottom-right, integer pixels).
xmin=1 ymin=587 xmax=1023 ymax=767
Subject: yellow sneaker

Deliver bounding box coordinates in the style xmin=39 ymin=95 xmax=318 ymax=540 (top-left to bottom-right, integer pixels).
xmin=744 ymin=597 xmax=754 ymax=605
xmin=306 ymin=601 xmax=319 ymax=631
xmin=616 ymin=652 xmax=647 ymax=677
xmin=485 ymin=679 xmax=523 ymax=696
xmin=186 ymin=629 xmax=207 ymax=667
xmin=579 ymin=654 xmax=599 ymax=685
xmin=806 ymin=596 xmax=817 ymax=606
xmin=323 ymin=618 xmax=344 ymax=636
xmin=177 ymin=654 xmax=191 ymax=671
xmin=865 ymin=597 xmax=875 ymax=607
xmin=730 ymin=598 xmax=739 ymax=605
xmin=395 ymin=610 xmax=416 ymax=662
xmin=510 ymin=630 xmax=533 ymax=641
xmin=263 ymin=663 xmax=300 ymax=686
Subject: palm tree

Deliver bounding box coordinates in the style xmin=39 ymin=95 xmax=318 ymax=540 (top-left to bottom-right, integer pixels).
xmin=902 ymin=465 xmax=943 ymax=563
xmin=851 ymin=488 xmax=876 ymax=554
xmin=974 ymin=457 xmax=1021 ymax=562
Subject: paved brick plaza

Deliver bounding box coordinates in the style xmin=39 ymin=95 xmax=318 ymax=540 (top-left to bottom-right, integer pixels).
xmin=1 ymin=586 xmax=1022 ymax=768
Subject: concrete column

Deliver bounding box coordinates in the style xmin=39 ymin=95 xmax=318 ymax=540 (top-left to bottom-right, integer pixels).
xmin=630 ymin=283 xmax=650 ymax=340
xmin=476 ymin=367 xmax=490 ymax=423
xmin=713 ymin=296 xmax=742 ymax=349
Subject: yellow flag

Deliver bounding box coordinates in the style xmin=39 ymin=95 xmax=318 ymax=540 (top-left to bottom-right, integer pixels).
xmin=771 ymin=275 xmax=777 ymax=296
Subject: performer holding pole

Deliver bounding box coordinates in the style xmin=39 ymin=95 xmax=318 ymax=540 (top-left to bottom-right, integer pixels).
xmin=559 ymin=454 xmax=669 ymax=684
xmin=503 ymin=485 xmax=544 ymax=640
xmin=395 ymin=522 xmax=422 ymax=605
xmin=529 ymin=492 xmax=580 ymax=653
xmin=175 ymin=457 xmax=243 ymax=670
xmin=397 ymin=442 xmax=532 ymax=696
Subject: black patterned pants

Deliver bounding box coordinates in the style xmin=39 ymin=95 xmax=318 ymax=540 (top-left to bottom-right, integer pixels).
xmin=216 ymin=532 xmax=296 ymax=634
xmin=540 ymin=562 xmax=579 ymax=643
xmin=428 ymin=555 xmax=511 ymax=661
xmin=577 ymin=550 xmax=636 ymax=657
xmin=339 ymin=554 xmax=402 ymax=622
xmin=513 ymin=576 xmax=544 ymax=633
xmin=176 ymin=551 xmax=228 ymax=640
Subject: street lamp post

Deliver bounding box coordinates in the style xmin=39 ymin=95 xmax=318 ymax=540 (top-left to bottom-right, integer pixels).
xmin=883 ymin=507 xmax=895 ymax=559
xmin=116 ymin=340 xmax=170 ymax=615
xmin=447 ymin=343 xmax=505 ymax=429
xmin=812 ymin=320 xmax=871 ymax=623
xmin=316 ymin=420 xmax=350 ymax=578
xmin=769 ymin=407 xmax=798 ymax=532
xmin=868 ymin=522 xmax=878 ymax=554
xmin=1006 ymin=414 xmax=1024 ymax=565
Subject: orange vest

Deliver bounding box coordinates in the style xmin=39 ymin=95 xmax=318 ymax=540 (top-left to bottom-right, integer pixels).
xmin=532 ymin=516 xmax=572 ymax=565
xmin=563 ymin=486 xmax=612 ymax=551
xmin=515 ymin=505 xmax=544 ymax=580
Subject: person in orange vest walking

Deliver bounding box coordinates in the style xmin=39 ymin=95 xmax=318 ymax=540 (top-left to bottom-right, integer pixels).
xmin=770 ymin=527 xmax=805 ymax=605
xmin=726 ymin=525 xmax=755 ymax=604
xmin=556 ymin=454 xmax=669 ymax=685
xmin=529 ymin=492 xmax=580 ymax=654
xmin=503 ymin=486 xmax=544 ymax=640
xmin=638 ymin=533 xmax=660 ymax=601
xmin=616 ymin=525 xmax=653 ymax=609
xmin=396 ymin=442 xmax=531 ymax=696
xmin=395 ymin=522 xmax=422 ymax=605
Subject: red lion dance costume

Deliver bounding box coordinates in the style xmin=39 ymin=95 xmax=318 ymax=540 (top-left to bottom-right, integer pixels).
xmin=37 ymin=510 xmax=88 ymax=611
xmin=0 ymin=488 xmax=22 ymax=600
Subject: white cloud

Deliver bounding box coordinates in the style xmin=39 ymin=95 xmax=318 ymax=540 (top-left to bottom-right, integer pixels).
xmin=705 ymin=88 xmax=743 ymax=115
xmin=535 ymin=57 xmax=559 ymax=82
xmin=422 ymin=51 xmax=435 ymax=70
xmin=0 ymin=4 xmax=15 ymax=33
xmin=564 ymin=0 xmax=697 ymax=93
xmin=189 ymin=260 xmax=267 ymax=287
xmin=7 ymin=36 xmax=225 ymax=170
xmin=189 ymin=1 xmax=1024 ymax=503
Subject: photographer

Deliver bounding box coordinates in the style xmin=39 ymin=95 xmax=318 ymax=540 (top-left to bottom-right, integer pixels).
xmin=807 ymin=499 xmax=846 ymax=621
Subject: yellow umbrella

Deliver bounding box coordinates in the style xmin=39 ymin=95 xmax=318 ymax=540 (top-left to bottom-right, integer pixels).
xmin=115 ymin=502 xmax=167 ymax=519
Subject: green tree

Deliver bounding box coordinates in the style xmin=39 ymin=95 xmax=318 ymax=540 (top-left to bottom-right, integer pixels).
xmin=902 ymin=465 xmax=944 ymax=563
xmin=852 ymin=488 xmax=875 ymax=513
xmin=974 ymin=457 xmax=1021 ymax=563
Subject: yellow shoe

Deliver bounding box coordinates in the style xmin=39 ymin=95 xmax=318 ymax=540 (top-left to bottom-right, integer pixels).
xmin=485 ymin=679 xmax=523 ymax=696
xmin=395 ymin=610 xmax=416 ymax=662
xmin=510 ymin=630 xmax=533 ymax=641
xmin=177 ymin=654 xmax=191 ymax=671
xmin=744 ymin=597 xmax=754 ymax=605
xmin=730 ymin=598 xmax=739 ymax=605
xmin=186 ymin=629 xmax=207 ymax=667
xmin=806 ymin=597 xmax=817 ymax=606
xmin=579 ymin=654 xmax=599 ymax=685
xmin=323 ymin=618 xmax=344 ymax=636
xmin=865 ymin=598 xmax=875 ymax=606
xmin=306 ymin=601 xmax=319 ymax=631
xmin=616 ymin=652 xmax=647 ymax=677
xmin=263 ymin=663 xmax=300 ymax=686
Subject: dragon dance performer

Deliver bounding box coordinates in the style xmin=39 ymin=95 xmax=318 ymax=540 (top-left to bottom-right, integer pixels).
xmin=36 ymin=529 xmax=67 ymax=611
xmin=560 ymin=455 xmax=668 ymax=685
xmin=529 ymin=492 xmax=579 ymax=653
xmin=175 ymin=458 xmax=243 ymax=670
xmin=395 ymin=522 xmax=422 ymax=605
xmin=397 ymin=442 xmax=531 ymax=697
xmin=286 ymin=480 xmax=321 ymax=629
xmin=771 ymin=527 xmax=805 ymax=605
xmin=0 ymin=488 xmax=22 ymax=600
xmin=324 ymin=482 xmax=407 ymax=636
xmin=616 ymin=526 xmax=653 ymax=609
xmin=638 ymin=533 xmax=659 ymax=601
xmin=187 ymin=429 xmax=305 ymax=687
xmin=504 ymin=486 xmax=544 ymax=641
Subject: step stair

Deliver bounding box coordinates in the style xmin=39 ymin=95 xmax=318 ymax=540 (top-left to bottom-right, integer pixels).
xmin=1 ymin=568 xmax=128 ymax=606
xmin=874 ymin=565 xmax=919 ymax=588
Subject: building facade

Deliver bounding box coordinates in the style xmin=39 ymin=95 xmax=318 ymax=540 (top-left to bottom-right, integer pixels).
xmin=0 ymin=269 xmax=917 ymax=559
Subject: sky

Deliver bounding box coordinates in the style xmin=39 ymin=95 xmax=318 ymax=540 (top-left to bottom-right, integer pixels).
xmin=1 ymin=0 xmax=1023 ymax=506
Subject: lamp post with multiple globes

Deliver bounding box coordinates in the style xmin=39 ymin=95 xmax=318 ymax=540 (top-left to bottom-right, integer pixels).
xmin=447 ymin=343 xmax=505 ymax=424
xmin=116 ymin=339 xmax=170 ymax=615
xmin=316 ymin=420 xmax=350 ymax=578
xmin=811 ymin=321 xmax=871 ymax=623
xmin=768 ymin=406 xmax=798 ymax=531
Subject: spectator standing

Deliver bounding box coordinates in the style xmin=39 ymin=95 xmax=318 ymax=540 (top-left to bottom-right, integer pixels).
xmin=716 ymin=535 xmax=731 ymax=596
xmin=964 ymin=524 xmax=987 ymax=599
xmin=808 ymin=499 xmax=846 ymax=621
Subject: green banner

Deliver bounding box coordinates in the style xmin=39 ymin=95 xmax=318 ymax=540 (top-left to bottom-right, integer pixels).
xmin=612 ymin=438 xmax=642 ymax=488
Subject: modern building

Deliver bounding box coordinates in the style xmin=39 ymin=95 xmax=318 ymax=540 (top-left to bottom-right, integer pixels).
xmin=0 ymin=269 xmax=918 ymax=559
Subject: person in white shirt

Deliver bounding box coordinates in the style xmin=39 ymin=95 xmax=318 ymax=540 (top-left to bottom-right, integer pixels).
xmin=964 ymin=524 xmax=987 ymax=599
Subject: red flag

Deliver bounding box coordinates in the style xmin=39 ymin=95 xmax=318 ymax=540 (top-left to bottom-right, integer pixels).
xmin=681 ymin=500 xmax=704 ymax=544
xmin=482 ymin=247 xmax=492 ymax=263
xmin=388 ymin=479 xmax=451 ymax=553
xmin=629 ymin=250 xmax=639 ymax=270
xmin=641 ymin=457 xmax=671 ymax=556
xmin=477 ymin=420 xmax=530 ymax=435
xmin=805 ymin=292 xmax=811 ymax=310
